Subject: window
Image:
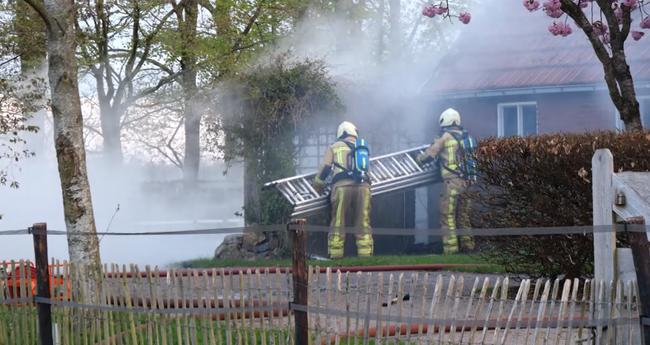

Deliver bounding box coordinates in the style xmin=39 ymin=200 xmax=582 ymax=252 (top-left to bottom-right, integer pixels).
xmin=614 ymin=96 xmax=650 ymax=130
xmin=295 ymin=127 xmax=335 ymax=175
xmin=498 ymin=102 xmax=538 ymax=137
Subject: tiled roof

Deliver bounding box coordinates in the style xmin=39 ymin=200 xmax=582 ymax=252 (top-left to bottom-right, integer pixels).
xmin=427 ymin=0 xmax=650 ymax=95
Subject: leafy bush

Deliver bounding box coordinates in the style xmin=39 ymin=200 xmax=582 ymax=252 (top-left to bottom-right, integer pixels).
xmin=209 ymin=57 xmax=341 ymax=257
xmin=469 ymin=131 xmax=650 ymax=278
xmin=217 ymin=57 xmax=341 ymax=224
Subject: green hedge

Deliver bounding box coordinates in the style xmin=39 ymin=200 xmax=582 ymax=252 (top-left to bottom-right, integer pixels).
xmin=469 ymin=131 xmax=650 ymax=278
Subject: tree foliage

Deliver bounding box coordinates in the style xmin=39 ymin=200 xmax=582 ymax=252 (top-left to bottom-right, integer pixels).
xmin=76 ymin=0 xmax=180 ymax=164
xmin=214 ymin=57 xmax=342 ymax=225
xmin=113 ymin=0 xmax=305 ymax=182
xmin=0 ymin=1 xmax=44 ymax=190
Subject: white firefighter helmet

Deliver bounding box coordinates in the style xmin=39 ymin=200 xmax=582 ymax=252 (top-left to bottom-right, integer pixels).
xmin=337 ymin=121 xmax=358 ymax=139
xmin=439 ymin=108 xmax=461 ymax=127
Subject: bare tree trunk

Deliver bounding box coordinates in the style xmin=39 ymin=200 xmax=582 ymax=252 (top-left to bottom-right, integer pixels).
xmin=179 ymin=0 xmax=200 ymax=187
xmin=29 ymin=0 xmax=103 ymax=302
xmin=560 ymin=0 xmax=643 ymax=131
xmin=183 ymin=96 xmax=200 ymax=187
xmin=98 ymin=105 xmax=124 ymax=164
xmin=94 ymin=0 xmax=124 ymax=165
xmin=611 ymin=52 xmax=642 ymax=131
xmin=243 ymin=157 xmax=260 ymax=225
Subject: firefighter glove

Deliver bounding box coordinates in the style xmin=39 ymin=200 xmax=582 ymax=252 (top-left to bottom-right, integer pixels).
xmin=313 ymin=176 xmax=326 ymax=194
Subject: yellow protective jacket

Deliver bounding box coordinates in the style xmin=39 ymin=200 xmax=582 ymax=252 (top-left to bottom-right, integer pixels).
xmin=417 ymin=128 xmax=464 ymax=180
xmin=315 ymin=136 xmax=358 ymax=188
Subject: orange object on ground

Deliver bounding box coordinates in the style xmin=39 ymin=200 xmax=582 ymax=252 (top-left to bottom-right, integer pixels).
xmin=2 ymin=261 xmax=71 ymax=301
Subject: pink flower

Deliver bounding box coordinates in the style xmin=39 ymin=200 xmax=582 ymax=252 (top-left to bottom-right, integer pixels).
xmin=422 ymin=4 xmax=436 ymax=17
xmin=641 ymin=16 xmax=650 ymax=29
xmin=543 ymin=0 xmax=563 ymax=18
xmin=548 ymin=21 xmax=572 ymax=36
xmin=543 ymin=0 xmax=561 ymax=10
xmin=434 ymin=5 xmax=448 ymax=15
xmin=523 ymin=0 xmax=541 ymax=11
xmin=592 ymin=20 xmax=608 ymax=35
xmin=547 ymin=8 xmax=563 ymax=18
xmin=459 ymin=12 xmax=471 ymax=24
xmin=632 ymin=31 xmax=645 ymax=41
xmin=422 ymin=4 xmax=447 ymax=17
xmin=621 ymin=0 xmax=638 ymax=9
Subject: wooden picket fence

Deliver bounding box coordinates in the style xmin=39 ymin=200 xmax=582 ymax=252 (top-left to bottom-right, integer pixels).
xmin=307 ymin=268 xmax=642 ymax=345
xmin=0 ymin=261 xmax=643 ymax=345
xmin=1 ymin=260 xmax=294 ymax=345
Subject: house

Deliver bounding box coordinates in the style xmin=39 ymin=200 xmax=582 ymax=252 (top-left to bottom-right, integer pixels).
xmin=422 ymin=3 xmax=650 ymax=138
xmin=414 ymin=3 xmax=650 ymax=250
xmin=295 ymin=2 xmax=650 ymax=255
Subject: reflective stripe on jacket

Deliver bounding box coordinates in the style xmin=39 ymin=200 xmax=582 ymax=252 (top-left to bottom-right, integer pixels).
xmin=316 ymin=137 xmax=357 ymax=187
xmin=419 ymin=129 xmax=463 ymax=179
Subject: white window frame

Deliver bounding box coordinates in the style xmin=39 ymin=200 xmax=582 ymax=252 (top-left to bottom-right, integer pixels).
xmin=295 ymin=127 xmax=335 ymax=174
xmin=614 ymin=95 xmax=650 ymax=131
xmin=497 ymin=101 xmax=538 ymax=137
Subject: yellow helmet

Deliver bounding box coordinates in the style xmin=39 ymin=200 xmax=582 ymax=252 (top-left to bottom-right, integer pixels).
xmin=337 ymin=121 xmax=358 ymax=139
xmin=439 ymin=108 xmax=461 ymax=127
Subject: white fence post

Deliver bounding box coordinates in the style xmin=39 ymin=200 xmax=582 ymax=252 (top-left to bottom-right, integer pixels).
xmin=592 ymin=149 xmax=616 ymax=284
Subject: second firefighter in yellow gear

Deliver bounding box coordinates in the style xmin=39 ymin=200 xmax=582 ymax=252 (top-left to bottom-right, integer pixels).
xmin=313 ymin=121 xmax=373 ymax=259
xmin=416 ymin=108 xmax=474 ymax=254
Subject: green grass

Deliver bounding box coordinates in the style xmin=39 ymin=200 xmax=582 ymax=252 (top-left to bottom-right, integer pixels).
xmin=175 ymin=254 xmax=505 ymax=274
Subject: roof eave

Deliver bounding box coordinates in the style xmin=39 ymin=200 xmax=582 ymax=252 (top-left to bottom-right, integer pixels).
xmin=431 ymin=81 xmax=650 ymax=100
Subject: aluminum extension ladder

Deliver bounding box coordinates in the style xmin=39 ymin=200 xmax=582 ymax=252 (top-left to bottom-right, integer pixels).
xmin=263 ymin=145 xmax=440 ymax=217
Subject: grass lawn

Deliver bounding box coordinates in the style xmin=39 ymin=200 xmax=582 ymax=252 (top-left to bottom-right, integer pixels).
xmin=175 ymin=254 xmax=504 ymax=274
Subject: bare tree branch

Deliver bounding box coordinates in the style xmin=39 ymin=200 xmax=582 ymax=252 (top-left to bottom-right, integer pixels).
xmin=108 ymin=49 xmax=176 ymax=75
xmin=22 ymin=0 xmax=52 ymax=31
xmin=83 ymin=123 xmax=104 ymax=137
xmin=0 ymin=55 xmax=20 ymax=68
xmin=167 ymin=117 xmax=184 ymax=166
xmin=123 ymin=70 xmax=182 ymax=106
xmin=137 ymin=138 xmax=183 ymax=169
xmin=620 ymin=4 xmax=632 ymax=43
xmin=560 ymin=0 xmax=611 ymax=65
xmin=232 ymin=1 xmax=264 ymax=52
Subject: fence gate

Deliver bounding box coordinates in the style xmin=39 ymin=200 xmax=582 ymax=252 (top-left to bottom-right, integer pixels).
xmin=592 ymin=148 xmax=650 ymax=344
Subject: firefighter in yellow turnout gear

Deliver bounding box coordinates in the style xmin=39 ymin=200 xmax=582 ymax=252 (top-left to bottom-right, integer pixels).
xmin=416 ymin=109 xmax=474 ymax=254
xmin=313 ymin=121 xmax=373 ymax=259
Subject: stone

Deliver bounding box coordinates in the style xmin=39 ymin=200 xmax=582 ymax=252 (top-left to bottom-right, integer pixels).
xmin=214 ymin=231 xmax=290 ymax=260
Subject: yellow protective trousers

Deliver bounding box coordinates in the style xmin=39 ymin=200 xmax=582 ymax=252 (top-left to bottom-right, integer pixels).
xmin=440 ymin=177 xmax=474 ymax=254
xmin=328 ymin=183 xmax=373 ymax=258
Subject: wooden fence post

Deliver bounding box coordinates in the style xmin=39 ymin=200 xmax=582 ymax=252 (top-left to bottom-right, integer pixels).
xmin=289 ymin=219 xmax=309 ymax=345
xmin=31 ymin=223 xmax=53 ymax=345
xmin=592 ymin=149 xmax=616 ymax=284
xmin=626 ymin=217 xmax=650 ymax=345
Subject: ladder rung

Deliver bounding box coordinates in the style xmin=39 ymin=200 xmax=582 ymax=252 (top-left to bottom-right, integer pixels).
xmin=404 ymin=153 xmax=423 ymax=173
xmin=264 ymin=144 xmax=436 ymax=217
xmin=390 ymin=156 xmax=408 ymax=176
xmin=285 ymin=181 xmax=304 ymax=203
xmin=376 ymin=160 xmax=394 ymax=179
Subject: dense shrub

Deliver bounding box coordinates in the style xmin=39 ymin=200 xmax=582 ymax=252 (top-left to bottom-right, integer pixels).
xmin=209 ymin=57 xmax=341 ymax=258
xmin=469 ymin=131 xmax=650 ymax=278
